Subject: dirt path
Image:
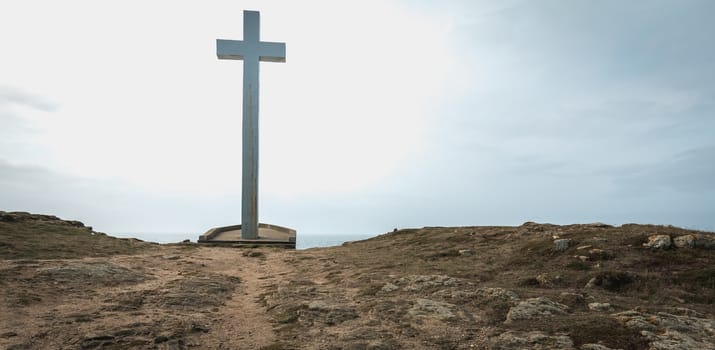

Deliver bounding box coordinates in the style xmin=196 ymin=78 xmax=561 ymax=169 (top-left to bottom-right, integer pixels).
xmin=193 ymin=248 xmax=294 ymax=349
xmin=0 ymin=246 xmax=299 ymax=350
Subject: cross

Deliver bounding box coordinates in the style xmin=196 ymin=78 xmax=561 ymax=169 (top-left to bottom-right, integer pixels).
xmin=217 ymin=10 xmax=286 ymax=240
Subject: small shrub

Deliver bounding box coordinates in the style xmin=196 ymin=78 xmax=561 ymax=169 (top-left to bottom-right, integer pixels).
xmin=517 ymin=277 xmax=540 ymax=286
xmin=566 ymin=261 xmax=592 ymax=271
xmin=591 ymin=271 xmax=636 ymax=292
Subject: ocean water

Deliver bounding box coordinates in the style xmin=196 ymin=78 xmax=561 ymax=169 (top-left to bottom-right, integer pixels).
xmin=295 ymin=233 xmax=376 ymax=250
xmin=111 ymin=232 xmax=377 ymax=250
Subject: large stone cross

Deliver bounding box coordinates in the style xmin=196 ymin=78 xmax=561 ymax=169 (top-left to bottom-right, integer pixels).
xmin=217 ymin=10 xmax=286 ymax=239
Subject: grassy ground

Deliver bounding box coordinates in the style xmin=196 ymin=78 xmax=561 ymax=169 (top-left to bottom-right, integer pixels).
xmin=0 ymin=211 xmax=153 ymax=259
xmin=260 ymin=223 xmax=715 ymax=349
xmin=2 ymin=212 xmax=713 ymax=349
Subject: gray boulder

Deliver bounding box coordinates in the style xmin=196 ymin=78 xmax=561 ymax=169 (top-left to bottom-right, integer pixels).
xmin=554 ymin=239 xmax=571 ymax=251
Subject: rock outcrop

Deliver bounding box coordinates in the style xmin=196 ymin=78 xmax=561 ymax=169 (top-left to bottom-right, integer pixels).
xmin=505 ymin=297 xmax=569 ymax=323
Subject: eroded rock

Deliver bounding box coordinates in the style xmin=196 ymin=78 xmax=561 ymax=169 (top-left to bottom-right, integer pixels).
xmin=644 ymin=235 xmax=672 ymax=249
xmin=673 ymin=235 xmax=696 ymax=249
xmin=380 ymin=283 xmax=399 ymax=293
xmin=408 ymin=298 xmax=457 ymax=321
xmin=505 ymin=297 xmax=569 ymax=323
xmin=612 ymin=310 xmax=715 ymax=349
xmin=394 ymin=275 xmax=460 ymax=291
xmin=588 ymin=302 xmax=613 ymax=312
xmin=458 ymin=249 xmax=474 ymax=256
xmin=473 ymin=287 xmax=520 ymax=303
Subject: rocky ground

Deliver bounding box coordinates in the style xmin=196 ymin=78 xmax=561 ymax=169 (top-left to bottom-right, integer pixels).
xmin=1 ymin=211 xmax=714 ymax=349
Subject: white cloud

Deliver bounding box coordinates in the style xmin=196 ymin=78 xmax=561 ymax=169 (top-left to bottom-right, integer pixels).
xmin=1 ymin=0 xmax=714 ymax=235
xmin=0 ymin=0 xmax=455 ymax=197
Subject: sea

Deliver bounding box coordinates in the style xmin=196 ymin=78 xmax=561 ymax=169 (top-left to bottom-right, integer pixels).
xmin=111 ymin=232 xmax=377 ymax=250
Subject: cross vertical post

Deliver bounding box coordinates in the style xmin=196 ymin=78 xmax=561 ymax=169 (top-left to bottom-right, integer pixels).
xmin=216 ymin=10 xmax=286 ymax=239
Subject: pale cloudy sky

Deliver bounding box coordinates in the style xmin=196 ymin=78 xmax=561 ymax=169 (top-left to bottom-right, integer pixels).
xmin=1 ymin=0 xmax=713 ymax=241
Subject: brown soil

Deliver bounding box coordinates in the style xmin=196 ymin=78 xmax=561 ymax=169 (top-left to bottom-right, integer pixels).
xmin=1 ymin=212 xmax=714 ymax=349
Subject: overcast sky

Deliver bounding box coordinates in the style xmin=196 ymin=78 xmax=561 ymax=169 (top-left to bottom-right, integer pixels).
xmin=1 ymin=0 xmax=713 ymax=241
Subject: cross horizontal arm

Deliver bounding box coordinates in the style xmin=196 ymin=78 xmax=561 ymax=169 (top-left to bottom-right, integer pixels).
xmin=217 ymin=39 xmax=248 ymax=60
xmin=216 ymin=39 xmax=286 ymax=62
xmin=258 ymin=42 xmax=286 ymax=62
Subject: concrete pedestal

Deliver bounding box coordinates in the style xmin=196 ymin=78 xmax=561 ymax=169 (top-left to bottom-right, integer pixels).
xmin=198 ymin=223 xmax=296 ymax=248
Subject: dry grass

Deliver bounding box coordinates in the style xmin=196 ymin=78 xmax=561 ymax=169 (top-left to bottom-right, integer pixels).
xmin=3 ymin=212 xmax=714 ymax=349
xmin=0 ymin=211 xmax=154 ymax=259
xmin=264 ymin=223 xmax=715 ymax=349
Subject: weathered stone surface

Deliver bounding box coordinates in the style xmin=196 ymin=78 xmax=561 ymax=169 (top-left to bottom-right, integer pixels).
xmin=612 ymin=310 xmax=715 ymax=349
xmin=394 ymin=275 xmax=460 ymax=291
xmin=304 ymin=301 xmax=358 ymax=325
xmin=474 ymin=287 xmax=520 ymax=303
xmin=458 ymin=249 xmax=474 ymax=256
xmin=644 ymin=235 xmax=672 ymax=249
xmin=642 ymin=330 xmax=715 ymax=350
xmin=158 ymin=274 xmax=240 ymax=310
xmin=408 ymin=298 xmax=458 ymax=321
xmin=554 ymin=239 xmax=571 ymax=251
xmin=588 ymin=302 xmax=613 ymax=312
xmin=101 ymin=274 xmax=238 ymax=313
xmin=505 ymin=297 xmax=569 ymax=323
xmin=37 ymin=262 xmax=145 ymax=285
xmin=535 ymin=273 xmax=561 ymax=286
xmin=431 ymin=286 xmax=520 ymax=305
xmin=489 ymin=330 xmax=574 ymax=349
xmin=380 ymin=282 xmax=399 ymax=293
xmin=673 ymin=235 xmax=696 ymax=248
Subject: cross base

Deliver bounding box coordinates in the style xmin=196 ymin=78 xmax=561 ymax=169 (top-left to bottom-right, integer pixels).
xmin=198 ymin=223 xmax=296 ymax=248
